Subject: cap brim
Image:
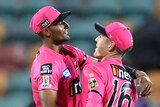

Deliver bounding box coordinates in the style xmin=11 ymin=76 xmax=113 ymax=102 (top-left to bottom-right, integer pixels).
xmin=95 ymin=23 xmax=108 ymax=37
xmin=53 ymin=11 xmax=71 ymax=24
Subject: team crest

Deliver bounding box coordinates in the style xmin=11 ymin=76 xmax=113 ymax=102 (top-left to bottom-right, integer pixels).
xmin=89 ymin=79 xmax=98 ymax=89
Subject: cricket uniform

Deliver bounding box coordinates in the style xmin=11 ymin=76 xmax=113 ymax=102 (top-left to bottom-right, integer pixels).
xmin=82 ymin=58 xmax=138 ymax=107
xmin=31 ymin=44 xmax=92 ymax=107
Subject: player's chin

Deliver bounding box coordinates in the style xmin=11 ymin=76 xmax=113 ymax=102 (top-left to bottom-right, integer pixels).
xmin=93 ymin=51 xmax=99 ymax=58
xmin=94 ymin=51 xmax=102 ymax=59
xmin=57 ymin=38 xmax=70 ymax=44
xmin=94 ymin=48 xmax=98 ymax=55
xmin=64 ymin=37 xmax=70 ymax=42
xmin=64 ymin=34 xmax=70 ymax=40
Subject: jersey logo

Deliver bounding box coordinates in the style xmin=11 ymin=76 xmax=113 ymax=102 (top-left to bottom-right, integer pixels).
xmin=89 ymin=79 xmax=97 ymax=89
xmin=69 ymin=77 xmax=82 ymax=97
xmin=40 ymin=63 xmax=52 ymax=75
xmin=88 ymin=73 xmax=98 ymax=89
xmin=110 ymin=64 xmax=131 ymax=81
xmin=63 ymin=68 xmax=71 ymax=79
xmin=41 ymin=75 xmax=52 ymax=88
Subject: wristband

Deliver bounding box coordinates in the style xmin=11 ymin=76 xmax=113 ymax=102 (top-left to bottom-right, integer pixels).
xmin=124 ymin=65 xmax=137 ymax=79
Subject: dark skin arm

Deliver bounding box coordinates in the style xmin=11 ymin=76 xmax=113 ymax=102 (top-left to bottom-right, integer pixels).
xmin=39 ymin=90 xmax=58 ymax=107
xmin=136 ymin=71 xmax=152 ymax=96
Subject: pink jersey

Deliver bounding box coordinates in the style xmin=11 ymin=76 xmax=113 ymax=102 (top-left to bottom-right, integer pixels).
xmin=82 ymin=58 xmax=138 ymax=107
xmin=31 ymin=44 xmax=92 ymax=107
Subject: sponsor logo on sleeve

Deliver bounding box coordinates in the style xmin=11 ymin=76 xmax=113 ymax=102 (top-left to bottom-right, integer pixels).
xmin=40 ymin=63 xmax=52 ymax=75
xmin=41 ymin=75 xmax=52 ymax=88
xmin=69 ymin=77 xmax=82 ymax=97
xmin=63 ymin=68 xmax=71 ymax=79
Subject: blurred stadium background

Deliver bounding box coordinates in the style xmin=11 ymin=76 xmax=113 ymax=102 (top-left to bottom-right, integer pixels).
xmin=0 ymin=0 xmax=160 ymax=107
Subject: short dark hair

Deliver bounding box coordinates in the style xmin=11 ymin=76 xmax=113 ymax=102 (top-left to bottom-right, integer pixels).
xmin=116 ymin=46 xmax=133 ymax=56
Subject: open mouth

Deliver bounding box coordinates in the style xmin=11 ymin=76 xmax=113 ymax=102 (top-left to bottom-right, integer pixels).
xmin=96 ymin=44 xmax=98 ymax=48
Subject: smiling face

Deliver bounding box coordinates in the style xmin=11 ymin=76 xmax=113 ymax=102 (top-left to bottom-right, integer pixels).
xmin=94 ymin=35 xmax=111 ymax=59
xmin=44 ymin=20 xmax=70 ymax=45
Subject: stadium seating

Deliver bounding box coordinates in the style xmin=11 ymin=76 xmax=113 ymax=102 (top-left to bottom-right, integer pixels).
xmin=87 ymin=0 xmax=121 ymax=16
xmin=123 ymin=14 xmax=147 ymax=31
xmin=67 ymin=38 xmax=95 ymax=56
xmin=0 ymin=71 xmax=32 ymax=107
xmin=0 ymin=92 xmax=32 ymax=107
xmin=6 ymin=71 xmax=31 ymax=94
xmin=24 ymin=0 xmax=54 ymax=15
xmin=0 ymin=0 xmax=24 ymax=14
xmin=121 ymin=0 xmax=155 ymax=17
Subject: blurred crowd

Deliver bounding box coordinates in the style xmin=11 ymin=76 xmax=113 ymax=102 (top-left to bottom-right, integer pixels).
xmin=0 ymin=0 xmax=160 ymax=107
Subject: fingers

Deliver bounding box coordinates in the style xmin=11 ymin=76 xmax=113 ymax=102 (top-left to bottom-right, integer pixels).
xmin=139 ymin=77 xmax=152 ymax=97
xmin=140 ymin=83 xmax=152 ymax=96
xmin=136 ymin=71 xmax=153 ymax=97
xmin=136 ymin=78 xmax=141 ymax=87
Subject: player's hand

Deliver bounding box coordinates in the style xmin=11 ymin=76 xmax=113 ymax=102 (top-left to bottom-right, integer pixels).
xmin=136 ymin=71 xmax=152 ymax=97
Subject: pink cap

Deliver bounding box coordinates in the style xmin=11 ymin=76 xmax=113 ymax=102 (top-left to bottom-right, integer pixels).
xmin=95 ymin=22 xmax=133 ymax=52
xmin=29 ymin=6 xmax=71 ymax=34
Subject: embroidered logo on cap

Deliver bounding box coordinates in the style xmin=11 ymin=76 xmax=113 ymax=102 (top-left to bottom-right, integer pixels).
xmin=41 ymin=19 xmax=50 ymax=28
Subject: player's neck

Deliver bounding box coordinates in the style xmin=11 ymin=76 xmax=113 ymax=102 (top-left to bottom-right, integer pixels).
xmin=43 ymin=42 xmax=63 ymax=53
xmin=102 ymin=53 xmax=122 ymax=61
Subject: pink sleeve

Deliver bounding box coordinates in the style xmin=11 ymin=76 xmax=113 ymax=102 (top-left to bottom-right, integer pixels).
xmin=82 ymin=65 xmax=104 ymax=107
xmin=74 ymin=47 xmax=92 ymax=70
xmin=36 ymin=63 xmax=59 ymax=91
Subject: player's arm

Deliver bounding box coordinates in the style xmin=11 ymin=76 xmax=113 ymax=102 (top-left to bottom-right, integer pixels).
xmin=36 ymin=62 xmax=59 ymax=107
xmin=39 ymin=90 xmax=58 ymax=107
xmin=124 ymin=65 xmax=152 ymax=96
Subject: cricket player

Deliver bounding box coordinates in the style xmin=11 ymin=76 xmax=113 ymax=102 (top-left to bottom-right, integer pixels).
xmin=82 ymin=22 xmax=139 ymax=107
xmin=29 ymin=6 xmax=94 ymax=107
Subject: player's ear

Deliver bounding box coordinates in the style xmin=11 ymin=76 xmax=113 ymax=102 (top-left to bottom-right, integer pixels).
xmin=108 ymin=41 xmax=116 ymax=52
xmin=43 ymin=28 xmax=51 ymax=38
